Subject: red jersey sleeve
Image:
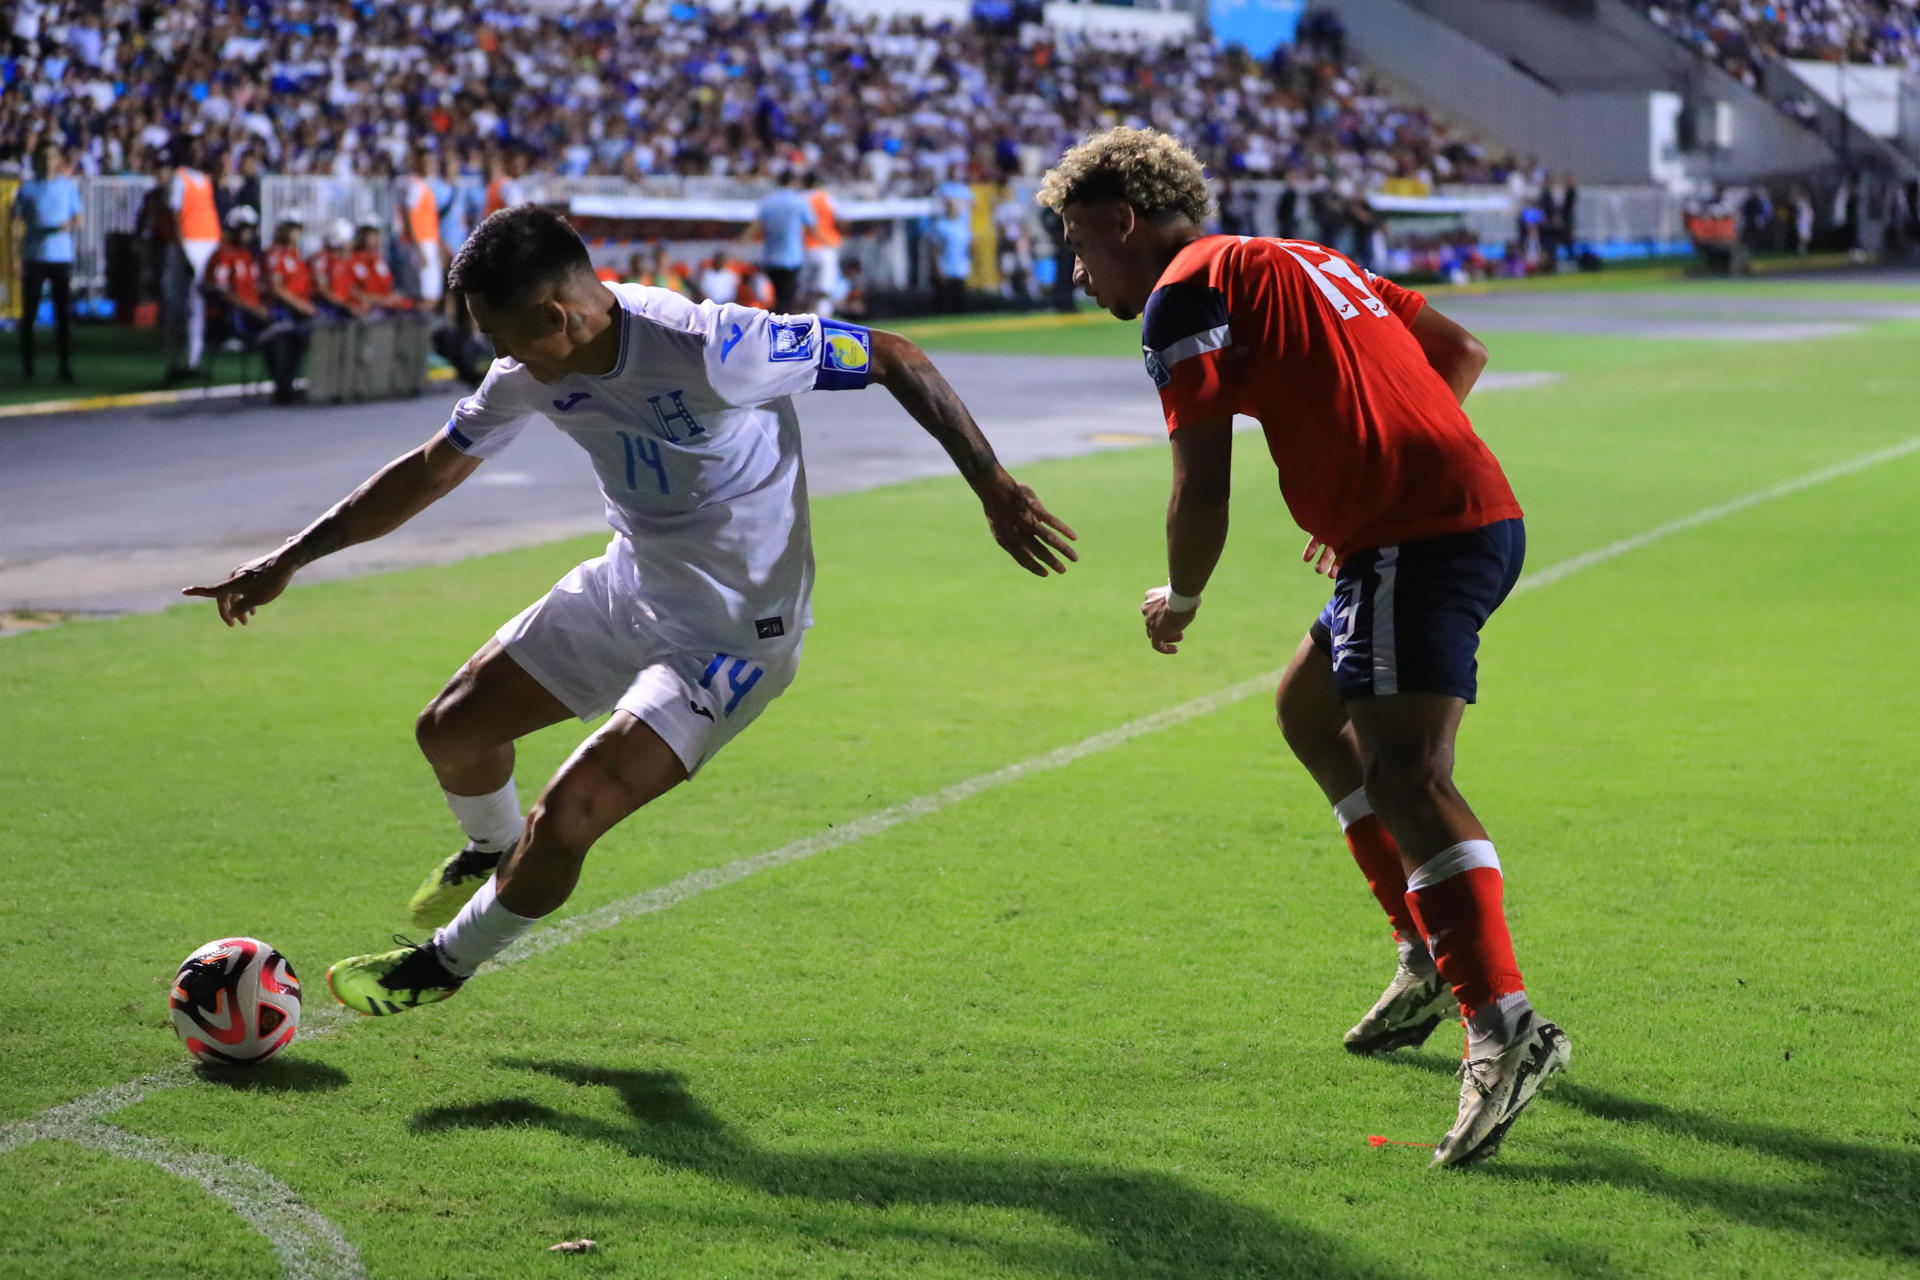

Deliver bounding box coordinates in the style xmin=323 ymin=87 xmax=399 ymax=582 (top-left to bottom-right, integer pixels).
xmin=1141 ymin=279 xmax=1237 ymax=432
xmin=1364 ymin=269 xmax=1427 ymax=328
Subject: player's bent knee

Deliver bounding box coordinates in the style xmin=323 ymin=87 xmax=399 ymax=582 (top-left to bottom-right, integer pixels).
xmin=520 ymin=799 xmax=598 ymax=866
xmin=415 ymin=695 xmax=475 ymax=763
xmin=1363 ymin=752 xmax=1457 ymax=816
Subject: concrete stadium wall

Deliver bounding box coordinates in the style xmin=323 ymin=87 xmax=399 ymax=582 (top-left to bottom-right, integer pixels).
xmin=1325 ymin=0 xmax=1837 ymax=183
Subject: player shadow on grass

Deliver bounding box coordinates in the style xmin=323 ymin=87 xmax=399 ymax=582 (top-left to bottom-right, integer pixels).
xmin=1395 ymin=1051 xmax=1920 ymax=1262
xmin=411 ymin=1059 xmax=1415 ymax=1280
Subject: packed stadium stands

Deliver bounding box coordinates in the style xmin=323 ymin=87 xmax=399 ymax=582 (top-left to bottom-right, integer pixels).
xmin=1641 ymin=0 xmax=1920 ymax=89
xmin=5 ymin=0 xmax=1519 ymax=196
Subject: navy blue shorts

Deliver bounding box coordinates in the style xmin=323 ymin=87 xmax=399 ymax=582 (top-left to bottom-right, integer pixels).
xmin=1308 ymin=518 xmax=1525 ymax=703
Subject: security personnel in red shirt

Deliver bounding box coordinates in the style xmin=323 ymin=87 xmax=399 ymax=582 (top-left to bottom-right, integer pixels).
xmin=205 ymin=206 xmax=307 ymax=403
xmin=265 ymin=211 xmax=317 ymax=320
xmin=310 ymin=219 xmax=361 ymax=319
xmin=349 ymin=216 xmax=408 ymax=314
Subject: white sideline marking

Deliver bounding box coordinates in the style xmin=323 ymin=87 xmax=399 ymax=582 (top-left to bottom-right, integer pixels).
xmin=499 ymin=671 xmax=1279 ymax=966
xmin=3 ymin=433 xmax=1917 ymax=1280
xmin=1521 ymin=435 xmax=1920 ymax=591
xmin=3 ymin=1115 xmax=366 ymax=1280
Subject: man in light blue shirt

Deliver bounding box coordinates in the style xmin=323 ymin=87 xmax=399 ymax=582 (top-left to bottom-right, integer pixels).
xmin=13 ymin=141 xmax=84 ymax=382
xmin=929 ymin=197 xmax=973 ymax=315
xmin=745 ymin=170 xmax=815 ymax=312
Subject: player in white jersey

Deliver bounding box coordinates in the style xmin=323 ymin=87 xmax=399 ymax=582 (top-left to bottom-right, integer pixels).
xmin=184 ymin=207 xmax=1077 ymax=1016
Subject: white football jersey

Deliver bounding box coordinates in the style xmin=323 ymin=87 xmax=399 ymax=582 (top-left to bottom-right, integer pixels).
xmin=444 ymin=284 xmax=875 ymax=655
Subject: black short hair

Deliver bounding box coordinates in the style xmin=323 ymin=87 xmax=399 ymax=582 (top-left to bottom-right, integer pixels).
xmin=447 ymin=206 xmax=594 ymax=307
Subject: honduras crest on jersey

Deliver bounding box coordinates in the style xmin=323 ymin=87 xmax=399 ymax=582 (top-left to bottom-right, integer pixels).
xmin=769 ymin=319 xmax=813 ymax=363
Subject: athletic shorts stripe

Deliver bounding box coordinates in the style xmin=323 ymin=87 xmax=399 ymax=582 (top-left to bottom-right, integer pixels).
xmin=1371 ymin=545 xmax=1399 ymax=696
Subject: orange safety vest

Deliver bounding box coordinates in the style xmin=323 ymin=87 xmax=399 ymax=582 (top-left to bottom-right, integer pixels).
xmin=177 ymin=169 xmax=220 ymax=242
xmin=803 ymin=190 xmax=841 ymax=249
xmin=594 ymin=265 xmax=621 ymax=283
xmin=406 ymin=177 xmax=440 ymax=246
xmin=485 ymin=177 xmax=513 ymax=217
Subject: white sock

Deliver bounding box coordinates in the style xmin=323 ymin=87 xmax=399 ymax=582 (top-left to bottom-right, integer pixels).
xmin=444 ymin=780 xmax=524 ymax=853
xmin=433 ymin=876 xmax=537 ymax=977
xmin=1331 ymin=785 xmax=1373 ymax=833
xmin=1465 ymin=990 xmax=1535 ymax=1059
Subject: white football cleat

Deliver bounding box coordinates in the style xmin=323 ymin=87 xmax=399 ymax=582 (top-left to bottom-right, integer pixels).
xmin=1431 ymin=1013 xmax=1570 ymax=1168
xmin=1343 ymin=960 xmax=1459 ymax=1056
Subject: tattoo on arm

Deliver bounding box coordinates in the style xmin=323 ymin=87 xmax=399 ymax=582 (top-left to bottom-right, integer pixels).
xmin=281 ymin=443 xmax=461 ymax=568
xmin=877 ymin=338 xmax=1000 ymax=486
xmin=285 ymin=518 xmax=348 ymax=568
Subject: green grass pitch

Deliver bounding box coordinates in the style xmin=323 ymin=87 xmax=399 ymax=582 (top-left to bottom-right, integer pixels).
xmin=3 ymin=288 xmax=1919 ymax=1278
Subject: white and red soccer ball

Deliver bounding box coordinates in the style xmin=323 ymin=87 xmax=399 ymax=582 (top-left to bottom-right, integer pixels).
xmin=169 ymin=937 xmax=302 ymax=1066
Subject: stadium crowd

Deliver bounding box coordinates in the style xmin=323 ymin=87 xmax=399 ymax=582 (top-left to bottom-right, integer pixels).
xmin=1642 ymin=0 xmax=1920 ymax=88
xmin=4 ymin=0 xmax=1517 ymax=196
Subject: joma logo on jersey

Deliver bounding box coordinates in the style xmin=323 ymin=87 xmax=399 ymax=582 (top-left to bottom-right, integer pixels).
xmin=647 ymin=390 xmax=704 ymax=442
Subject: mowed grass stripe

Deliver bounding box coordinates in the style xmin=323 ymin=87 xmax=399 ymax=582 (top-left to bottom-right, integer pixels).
xmin=7 ymin=427 xmax=1911 ymax=1140
xmin=3 ymin=310 xmax=1920 ymax=1280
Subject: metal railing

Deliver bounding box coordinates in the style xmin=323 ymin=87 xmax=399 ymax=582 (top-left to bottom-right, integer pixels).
xmin=56 ymin=171 xmax=1693 ymax=295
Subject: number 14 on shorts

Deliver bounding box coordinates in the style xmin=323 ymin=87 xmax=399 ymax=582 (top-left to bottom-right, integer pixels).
xmin=699 ymin=653 xmax=763 ymax=716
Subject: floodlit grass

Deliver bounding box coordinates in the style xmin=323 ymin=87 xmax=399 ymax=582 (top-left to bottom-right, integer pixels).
xmin=3 ymin=295 xmax=1919 ymax=1278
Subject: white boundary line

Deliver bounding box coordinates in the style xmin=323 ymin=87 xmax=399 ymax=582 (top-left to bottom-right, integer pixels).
xmin=5 ymin=1114 xmax=366 ymax=1280
xmin=3 ymin=433 xmax=1916 ymax=1280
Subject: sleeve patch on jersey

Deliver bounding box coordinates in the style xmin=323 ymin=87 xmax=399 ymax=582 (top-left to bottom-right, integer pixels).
xmin=1140 ymin=281 xmax=1229 ymax=357
xmin=1143 ymin=347 xmax=1173 ymax=389
xmin=445 ymin=420 xmax=475 ymax=451
xmin=814 ymin=320 xmax=872 ymax=391
xmin=769 ymin=318 xmax=814 ymax=363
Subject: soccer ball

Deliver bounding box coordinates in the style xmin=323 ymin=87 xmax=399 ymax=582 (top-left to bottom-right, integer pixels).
xmin=169 ymin=937 xmax=302 ymax=1066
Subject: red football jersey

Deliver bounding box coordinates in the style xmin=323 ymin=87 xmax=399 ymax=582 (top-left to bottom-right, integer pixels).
xmin=265 ymin=243 xmax=312 ymax=302
xmin=206 ymin=244 xmax=262 ymax=309
xmin=1143 ymin=236 xmax=1521 ymax=557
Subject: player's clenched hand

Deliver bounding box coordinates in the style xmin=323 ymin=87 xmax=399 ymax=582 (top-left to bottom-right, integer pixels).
xmin=1141 ymin=586 xmax=1197 ymax=655
xmin=980 ymin=477 xmax=1078 ymax=577
xmin=1302 ymin=537 xmax=1338 ymax=577
xmin=181 ymin=550 xmax=298 ymax=627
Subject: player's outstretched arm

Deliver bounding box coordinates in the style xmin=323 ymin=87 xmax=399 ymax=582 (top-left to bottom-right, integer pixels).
xmin=866 ymin=329 xmax=1078 ymax=576
xmin=182 ymin=431 xmax=482 ymax=626
xmin=1142 ymin=417 xmax=1232 ymax=655
xmin=1408 ymin=304 xmax=1490 ymax=405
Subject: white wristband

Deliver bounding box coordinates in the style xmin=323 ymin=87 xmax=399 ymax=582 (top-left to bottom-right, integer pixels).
xmin=1164 ymin=584 xmax=1202 ymax=613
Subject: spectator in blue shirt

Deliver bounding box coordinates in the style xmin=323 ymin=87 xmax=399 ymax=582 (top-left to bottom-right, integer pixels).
xmin=12 ymin=142 xmax=84 ymax=382
xmin=744 ymin=170 xmax=815 ymax=312
xmin=929 ymin=197 xmax=973 ymax=314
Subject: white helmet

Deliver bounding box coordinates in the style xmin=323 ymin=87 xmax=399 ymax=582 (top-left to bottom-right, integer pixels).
xmin=326 ymin=217 xmax=353 ymax=248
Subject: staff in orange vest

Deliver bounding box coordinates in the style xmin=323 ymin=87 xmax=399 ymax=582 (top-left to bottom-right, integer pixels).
xmin=163 ymin=135 xmax=223 ymax=377
xmin=397 ymin=146 xmax=444 ymax=308
xmin=484 ymin=151 xmax=527 ymax=218
xmin=801 ymin=175 xmax=845 ymax=316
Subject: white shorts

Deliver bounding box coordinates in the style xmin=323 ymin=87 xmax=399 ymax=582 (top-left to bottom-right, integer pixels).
xmin=418 ymin=241 xmax=444 ymax=303
xmin=496 ymin=552 xmax=803 ymax=776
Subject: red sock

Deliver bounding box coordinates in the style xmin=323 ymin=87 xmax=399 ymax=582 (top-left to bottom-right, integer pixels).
xmin=1404 ymin=855 xmax=1524 ymax=1022
xmin=1344 ymin=814 xmax=1422 ymax=946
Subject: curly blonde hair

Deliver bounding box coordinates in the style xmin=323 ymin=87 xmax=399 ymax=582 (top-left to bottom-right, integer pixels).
xmin=1036 ymin=126 xmax=1213 ymax=223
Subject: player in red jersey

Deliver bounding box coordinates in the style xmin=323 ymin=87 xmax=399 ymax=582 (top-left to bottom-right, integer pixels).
xmin=1040 ymin=127 xmax=1568 ymax=1167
